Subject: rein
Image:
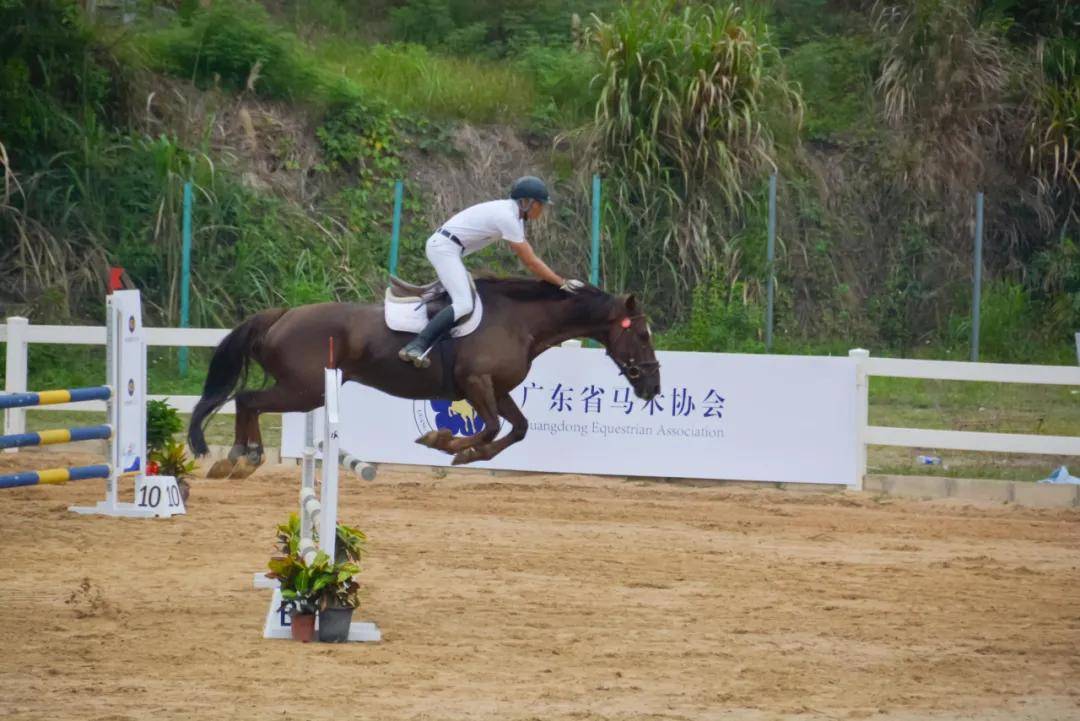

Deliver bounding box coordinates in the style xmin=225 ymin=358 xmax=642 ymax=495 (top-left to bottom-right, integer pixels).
xmin=606 ymin=314 xmax=661 ymax=380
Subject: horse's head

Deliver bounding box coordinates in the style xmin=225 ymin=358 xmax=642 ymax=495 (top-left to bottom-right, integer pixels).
xmin=602 ymin=294 xmax=661 ymax=401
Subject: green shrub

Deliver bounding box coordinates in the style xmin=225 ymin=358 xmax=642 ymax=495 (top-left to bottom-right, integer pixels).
xmin=388 ymin=0 xmax=615 ymax=57
xmin=390 ymin=0 xmax=455 ymax=48
xmin=515 ymin=45 xmax=599 ymax=125
xmin=1030 ymin=236 xmax=1080 ymax=338
xmin=146 ymin=0 xmax=316 ymax=99
xmin=784 ymin=37 xmax=877 ymax=140
xmin=658 ymin=277 xmax=766 ymax=353
xmin=944 ymin=282 xmax=1072 ymax=363
xmin=146 ymin=399 xmax=184 ymax=456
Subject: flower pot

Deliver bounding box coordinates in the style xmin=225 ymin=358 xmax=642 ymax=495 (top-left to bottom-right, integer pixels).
xmin=290 ymin=611 xmax=316 ymax=642
xmin=318 ymin=606 xmax=354 ymax=643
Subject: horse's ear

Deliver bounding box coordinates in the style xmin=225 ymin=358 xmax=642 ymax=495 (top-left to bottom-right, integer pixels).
xmin=624 ymin=294 xmax=638 ymax=313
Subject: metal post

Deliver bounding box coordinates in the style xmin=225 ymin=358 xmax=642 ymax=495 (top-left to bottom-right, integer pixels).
xmin=765 ymin=173 xmax=777 ymax=352
xmin=389 ymin=180 xmax=403 ymax=277
xmin=179 ymin=181 xmax=193 ymax=376
xmin=590 ymin=174 xmax=601 ymax=287
xmin=320 ymin=368 xmax=342 ymax=561
xmin=971 ymin=192 xmax=984 ymax=362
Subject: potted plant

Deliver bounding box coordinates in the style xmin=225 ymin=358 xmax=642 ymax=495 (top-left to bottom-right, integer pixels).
xmin=266 ymin=551 xmax=336 ymax=642
xmin=146 ymin=399 xmax=193 ymax=501
xmin=317 ymin=559 xmax=361 ymax=642
xmin=148 ymin=439 xmax=196 ymax=502
xmin=268 ymin=515 xmax=369 ymax=642
xmin=275 ymin=514 xmax=367 ymax=565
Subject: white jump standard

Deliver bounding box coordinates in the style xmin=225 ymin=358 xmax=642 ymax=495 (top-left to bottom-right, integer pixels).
xmin=258 ymin=366 xmax=380 ymax=642
xmin=1 ymin=291 xmax=184 ymax=518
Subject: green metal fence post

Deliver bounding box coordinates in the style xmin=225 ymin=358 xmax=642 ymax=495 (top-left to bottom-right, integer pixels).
xmin=179 ymin=181 xmax=193 ymax=376
xmin=389 ymin=180 xmax=403 ymax=277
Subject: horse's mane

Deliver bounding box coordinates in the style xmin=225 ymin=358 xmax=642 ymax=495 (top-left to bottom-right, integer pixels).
xmin=474 ymin=275 xmax=616 ymax=321
xmin=474 ymin=275 xmax=601 ymax=301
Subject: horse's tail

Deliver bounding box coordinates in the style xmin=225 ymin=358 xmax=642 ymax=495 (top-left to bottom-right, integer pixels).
xmin=187 ymin=308 xmax=288 ymax=456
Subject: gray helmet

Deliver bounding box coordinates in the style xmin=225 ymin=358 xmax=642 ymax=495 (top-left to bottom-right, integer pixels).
xmin=509 ymin=176 xmax=550 ymax=204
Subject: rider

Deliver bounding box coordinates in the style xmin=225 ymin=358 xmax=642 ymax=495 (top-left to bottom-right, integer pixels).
xmin=398 ymin=176 xmax=586 ymax=365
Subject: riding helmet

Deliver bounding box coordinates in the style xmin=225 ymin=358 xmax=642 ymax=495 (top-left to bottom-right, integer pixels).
xmin=509 ymin=176 xmax=550 ymax=204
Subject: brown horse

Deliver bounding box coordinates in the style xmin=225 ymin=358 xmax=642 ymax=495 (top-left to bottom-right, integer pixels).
xmin=187 ymin=278 xmax=661 ymax=478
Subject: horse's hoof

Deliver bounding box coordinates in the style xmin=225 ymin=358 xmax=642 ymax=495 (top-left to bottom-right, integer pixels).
xmin=451 ymin=448 xmax=478 ymax=466
xmin=416 ymin=429 xmax=452 ymax=450
xmin=206 ymin=458 xmax=235 ymax=479
xmin=228 ymin=456 xmax=262 ymax=480
xmin=412 ymin=356 xmax=431 ymax=369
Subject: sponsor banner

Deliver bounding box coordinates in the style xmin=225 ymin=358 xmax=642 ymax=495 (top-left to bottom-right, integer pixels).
xmin=283 ymin=348 xmax=857 ymax=486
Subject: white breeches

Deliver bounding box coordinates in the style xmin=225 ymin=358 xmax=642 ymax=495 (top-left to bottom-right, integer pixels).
xmin=426 ymin=234 xmax=473 ymax=321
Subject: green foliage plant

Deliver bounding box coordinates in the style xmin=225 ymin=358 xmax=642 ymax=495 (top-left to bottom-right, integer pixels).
xmin=146 ymin=398 xmax=184 ymax=457
xmin=586 ymin=1 xmax=801 ymax=310
xmin=149 ymin=439 xmax=198 ymax=483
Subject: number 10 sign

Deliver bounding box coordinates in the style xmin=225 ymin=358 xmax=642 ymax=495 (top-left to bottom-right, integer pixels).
xmin=135 ymin=475 xmax=186 ymax=518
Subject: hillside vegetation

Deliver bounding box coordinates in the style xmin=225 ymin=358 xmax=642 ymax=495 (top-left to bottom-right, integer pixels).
xmin=1 ymin=0 xmax=1077 ymax=364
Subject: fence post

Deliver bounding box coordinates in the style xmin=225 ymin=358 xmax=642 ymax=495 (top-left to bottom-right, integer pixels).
xmin=590 ymin=174 xmax=601 ymax=287
xmin=3 ymin=317 xmax=29 ymax=452
xmin=848 ymin=348 xmax=869 ymax=490
xmin=765 ymin=173 xmax=777 ymax=352
xmin=971 ymin=192 xmax=984 ymax=362
xmin=179 ymin=181 xmax=193 ymax=377
xmin=388 ymin=180 xmax=403 ymax=277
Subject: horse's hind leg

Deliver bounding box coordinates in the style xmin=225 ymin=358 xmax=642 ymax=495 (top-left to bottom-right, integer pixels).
xmin=205 ymin=410 xmax=251 ymax=479
xmin=227 ymin=383 xmax=321 ymax=480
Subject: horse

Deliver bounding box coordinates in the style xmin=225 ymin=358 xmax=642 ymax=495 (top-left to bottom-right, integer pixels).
xmin=187 ymin=278 xmax=661 ymax=478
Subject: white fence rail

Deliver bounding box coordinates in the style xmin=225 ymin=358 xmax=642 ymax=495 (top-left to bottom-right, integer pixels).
xmin=2 ymin=317 xmax=232 ymax=441
xmin=850 ymin=348 xmax=1080 ymax=485
xmin=3 ymin=318 xmax=1078 ymax=487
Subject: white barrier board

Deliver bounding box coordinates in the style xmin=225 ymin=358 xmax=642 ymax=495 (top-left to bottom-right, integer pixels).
xmin=112 ymin=290 xmax=147 ymax=478
xmin=282 ymin=349 xmax=858 ymax=486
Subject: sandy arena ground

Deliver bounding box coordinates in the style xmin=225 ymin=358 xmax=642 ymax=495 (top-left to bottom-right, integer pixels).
xmin=1 ymin=448 xmax=1078 ymax=721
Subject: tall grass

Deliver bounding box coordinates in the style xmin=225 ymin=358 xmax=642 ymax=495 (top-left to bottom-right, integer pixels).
xmin=134 ymin=1 xmax=540 ymax=125
xmin=585 ymin=1 xmax=801 ymax=311
xmin=314 ymin=40 xmax=536 ymax=123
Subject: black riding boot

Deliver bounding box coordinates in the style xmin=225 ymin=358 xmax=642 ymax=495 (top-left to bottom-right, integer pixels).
xmin=398 ymin=306 xmax=456 ymax=368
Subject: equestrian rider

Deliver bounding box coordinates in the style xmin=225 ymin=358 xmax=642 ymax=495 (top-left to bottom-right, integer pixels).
xmin=398 ymin=176 xmax=586 ymax=366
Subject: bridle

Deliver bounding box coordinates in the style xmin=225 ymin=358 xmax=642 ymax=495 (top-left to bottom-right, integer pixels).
xmin=606 ymin=314 xmax=661 ymax=381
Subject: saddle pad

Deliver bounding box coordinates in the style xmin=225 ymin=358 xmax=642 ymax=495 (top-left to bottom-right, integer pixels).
xmin=383 ymin=289 xmax=483 ymax=338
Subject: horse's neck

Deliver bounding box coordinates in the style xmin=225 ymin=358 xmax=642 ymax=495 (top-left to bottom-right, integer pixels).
xmin=522 ymin=298 xmax=609 ymax=356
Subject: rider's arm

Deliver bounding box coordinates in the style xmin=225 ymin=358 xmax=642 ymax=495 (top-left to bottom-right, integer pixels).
xmin=510 ymin=241 xmax=564 ymax=286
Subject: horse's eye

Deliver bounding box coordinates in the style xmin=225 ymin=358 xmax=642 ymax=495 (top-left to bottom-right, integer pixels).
xmin=627 ymin=367 xmax=642 ymax=379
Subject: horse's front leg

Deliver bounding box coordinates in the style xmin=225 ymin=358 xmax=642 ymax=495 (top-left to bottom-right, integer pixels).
xmin=451 ymin=393 xmax=527 ymax=466
xmin=429 ymin=375 xmax=501 ymax=464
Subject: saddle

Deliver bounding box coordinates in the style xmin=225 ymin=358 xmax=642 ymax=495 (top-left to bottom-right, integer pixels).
xmin=383 ymin=274 xmax=484 ymax=338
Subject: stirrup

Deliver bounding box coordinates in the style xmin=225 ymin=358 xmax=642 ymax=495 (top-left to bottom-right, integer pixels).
xmin=398 ymin=341 xmax=433 ymax=369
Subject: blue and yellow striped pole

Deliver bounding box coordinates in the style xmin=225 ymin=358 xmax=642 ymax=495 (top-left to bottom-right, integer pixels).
xmin=0 ymin=464 xmax=112 ymax=489
xmin=0 ymin=386 xmax=111 ymax=409
xmin=0 ymin=424 xmax=112 ymax=451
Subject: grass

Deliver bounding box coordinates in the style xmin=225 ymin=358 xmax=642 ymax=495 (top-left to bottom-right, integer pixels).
xmin=313 ymin=40 xmax=537 ymax=124
xmin=129 ymin=7 xmax=539 ymax=126
xmin=869 ymin=377 xmax=1080 ymax=436
xmin=865 ymin=377 xmax=1080 ymax=482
